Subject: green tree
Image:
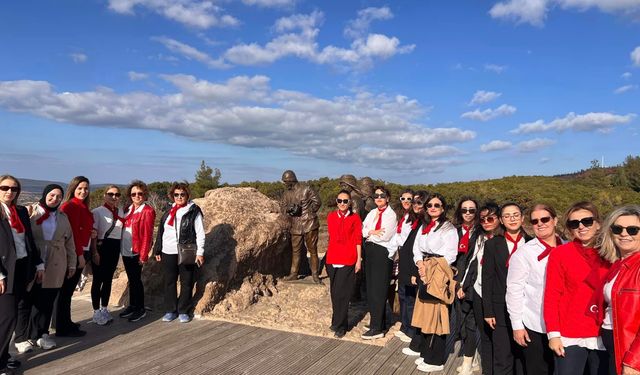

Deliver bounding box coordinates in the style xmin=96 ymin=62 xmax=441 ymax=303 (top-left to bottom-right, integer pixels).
xmin=192 ymin=161 xmax=222 ymax=198
xmin=623 ymin=155 xmax=640 ymax=192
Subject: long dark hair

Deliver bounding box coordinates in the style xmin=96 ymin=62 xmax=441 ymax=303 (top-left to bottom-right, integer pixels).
xmin=479 ymin=201 xmax=501 ymax=236
xmin=396 ymin=188 xmax=415 ymax=217
xmin=424 ymin=192 xmax=448 ymax=225
xmin=408 ymin=190 xmax=429 ymax=226
xmin=453 ymin=196 xmax=479 ymax=228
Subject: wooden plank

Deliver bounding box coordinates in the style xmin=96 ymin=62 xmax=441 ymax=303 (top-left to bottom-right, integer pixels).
xmin=354 ymin=337 xmax=404 ymax=374
xmin=250 ymin=333 xmax=328 ymax=375
xmin=300 ymin=341 xmax=364 ymax=375
xmin=334 ymin=343 xmax=381 ymax=375
xmin=278 ymin=339 xmax=341 ymax=375
xmin=375 ymin=338 xmax=413 ymax=375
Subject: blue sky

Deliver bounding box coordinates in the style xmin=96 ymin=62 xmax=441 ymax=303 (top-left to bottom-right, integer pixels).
xmin=1 ymin=0 xmax=639 ymax=185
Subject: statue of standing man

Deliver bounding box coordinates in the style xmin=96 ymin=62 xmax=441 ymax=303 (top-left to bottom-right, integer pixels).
xmin=280 ymin=170 xmax=322 ymax=283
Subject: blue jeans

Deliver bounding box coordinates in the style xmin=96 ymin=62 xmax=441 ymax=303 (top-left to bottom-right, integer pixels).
xmin=397 ymin=283 xmax=417 ymax=338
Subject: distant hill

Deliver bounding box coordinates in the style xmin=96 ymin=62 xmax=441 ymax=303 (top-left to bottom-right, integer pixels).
xmin=17 ymin=178 xmax=115 ymax=193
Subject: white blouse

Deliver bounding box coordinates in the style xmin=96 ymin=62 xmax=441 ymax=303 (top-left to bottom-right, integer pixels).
xmin=362 ymin=207 xmax=398 ymax=259
xmin=412 ymin=221 xmax=459 ymax=265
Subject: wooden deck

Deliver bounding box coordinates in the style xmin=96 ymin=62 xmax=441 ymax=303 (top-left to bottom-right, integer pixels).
xmin=13 ymin=297 xmax=473 ymax=375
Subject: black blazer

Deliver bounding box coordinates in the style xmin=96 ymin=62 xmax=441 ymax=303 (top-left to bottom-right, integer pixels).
xmin=0 ymin=206 xmax=42 ymax=294
xmin=454 ymin=226 xmax=480 ymax=284
xmin=481 ymin=232 xmax=532 ymax=320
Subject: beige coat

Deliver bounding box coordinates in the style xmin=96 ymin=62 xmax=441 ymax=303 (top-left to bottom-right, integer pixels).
xmin=30 ymin=205 xmax=76 ymax=288
xmin=411 ymin=257 xmax=457 ymax=335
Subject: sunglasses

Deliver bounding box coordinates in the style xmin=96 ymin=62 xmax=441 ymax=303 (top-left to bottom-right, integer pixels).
xmin=502 ymin=213 xmax=522 ymax=220
xmin=480 ymin=216 xmax=497 ymax=224
xmin=566 ymin=217 xmax=595 ymax=230
xmin=174 ymin=193 xmax=187 ymax=198
xmin=373 ymin=193 xmax=387 ymax=199
xmin=531 ymin=216 xmax=552 ymax=225
xmin=106 ymin=192 xmax=121 ymax=198
xmin=611 ymin=225 xmax=640 ymax=236
xmin=426 ymin=203 xmax=442 ymax=209
xmin=336 ymin=198 xmax=350 ymax=204
xmin=400 ymin=197 xmax=413 ymax=202
xmin=461 ymin=208 xmax=476 ymax=214
xmin=130 ymin=192 xmax=145 ymax=197
xmin=0 ymin=186 xmax=18 ymax=192
xmin=413 ymin=201 xmax=424 ymax=206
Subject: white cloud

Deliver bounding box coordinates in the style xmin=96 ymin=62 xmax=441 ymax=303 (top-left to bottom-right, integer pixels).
xmin=632 ymin=46 xmax=640 ymax=66
xmin=484 ymin=64 xmax=507 ymax=73
xmin=152 ymin=36 xmax=229 ymax=68
xmin=461 ymin=104 xmax=517 ymax=122
xmin=622 ymin=72 xmax=632 ymax=79
xmin=0 ymin=77 xmax=475 ymax=171
xmin=469 ymin=90 xmax=502 ymax=106
xmin=614 ymin=84 xmax=638 ymax=94
xmin=128 ymin=71 xmax=149 ymax=81
xmin=70 ymin=53 xmax=88 ymax=63
xmin=344 ymin=6 xmax=393 ymax=39
xmin=241 ymin=0 xmax=296 ymax=7
xmin=480 ymin=140 xmax=513 ymax=152
xmin=512 ymin=112 xmax=636 ymax=134
xmin=490 ymin=0 xmax=640 ymax=26
xmin=517 ymin=138 xmax=556 ymax=152
xmin=107 ymin=0 xmax=239 ymax=29
xmin=540 ymin=157 xmax=551 ymax=163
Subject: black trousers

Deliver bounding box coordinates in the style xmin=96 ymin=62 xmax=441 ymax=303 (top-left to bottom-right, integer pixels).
xmin=162 ymin=253 xmax=196 ymax=314
xmin=0 ymin=259 xmax=27 ymax=369
xmin=123 ymin=255 xmax=144 ymax=309
xmin=556 ymin=344 xmax=609 ymax=375
xmin=91 ymin=238 xmax=121 ymax=310
xmin=14 ymin=284 xmax=59 ymax=342
xmin=473 ymin=290 xmax=493 ymax=375
xmin=491 ymin=302 xmax=525 ymax=375
xmin=421 ymin=332 xmax=448 ymax=366
xmin=521 ymin=327 xmax=554 ymax=375
xmin=364 ymin=242 xmax=392 ymax=332
xmin=600 ymin=328 xmax=616 ymax=375
xmin=397 ymin=283 xmax=417 ymax=338
xmin=460 ymin=298 xmax=478 ymax=357
xmin=54 ymin=265 xmax=82 ymax=333
xmin=327 ymin=264 xmax=355 ymax=332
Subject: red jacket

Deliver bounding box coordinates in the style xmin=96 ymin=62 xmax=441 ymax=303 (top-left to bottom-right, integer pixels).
xmin=60 ymin=198 xmax=94 ymax=256
xmin=543 ymin=240 xmax=610 ymax=337
xmin=326 ymin=210 xmax=362 ymax=266
xmin=124 ymin=204 xmax=156 ymax=262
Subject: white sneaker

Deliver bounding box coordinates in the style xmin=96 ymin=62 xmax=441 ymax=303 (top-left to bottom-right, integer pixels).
xmin=15 ymin=341 xmax=33 ymax=354
xmin=402 ymin=347 xmax=420 ymax=356
xmin=36 ymin=334 xmax=56 ymax=350
xmin=394 ymin=330 xmax=408 ymax=339
xmin=415 ymin=357 xmax=425 ymax=365
xmin=417 ymin=363 xmax=444 ymax=373
xmin=93 ymin=310 xmax=108 ymax=326
xmin=399 ymin=335 xmax=411 ymax=343
xmin=100 ymin=307 xmax=113 ymax=322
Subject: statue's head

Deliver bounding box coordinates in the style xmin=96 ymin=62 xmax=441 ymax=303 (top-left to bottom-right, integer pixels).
xmin=281 ymin=170 xmax=298 ymax=190
xmin=339 ymin=174 xmax=358 ymax=192
xmin=360 ymin=176 xmax=374 ymax=195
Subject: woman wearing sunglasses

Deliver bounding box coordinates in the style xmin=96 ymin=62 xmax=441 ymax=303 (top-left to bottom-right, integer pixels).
xmin=56 ymin=176 xmax=93 ymax=337
xmin=410 ymin=193 xmax=459 ymax=373
xmin=394 ymin=190 xmax=427 ymax=344
xmin=153 ymin=182 xmax=205 ymax=324
xmin=360 ymin=185 xmax=397 ymax=340
xmin=544 ymin=201 xmax=610 ymax=375
xmin=90 ymin=185 xmax=125 ymax=326
xmin=506 ymin=204 xmax=563 ymax=375
xmin=326 ymin=190 xmax=362 ymax=339
xmin=482 ymin=202 xmax=532 ymax=375
xmin=118 ymin=180 xmax=156 ymax=322
xmin=456 ymin=202 xmax=501 ymax=375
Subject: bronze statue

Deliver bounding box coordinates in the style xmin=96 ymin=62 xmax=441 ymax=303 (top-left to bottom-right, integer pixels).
xmin=359 ymin=176 xmax=376 ymax=214
xmin=339 ymin=174 xmax=366 ymax=219
xmin=280 ymin=170 xmax=322 ymax=283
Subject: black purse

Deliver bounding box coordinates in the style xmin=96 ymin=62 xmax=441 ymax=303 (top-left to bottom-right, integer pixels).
xmin=175 ymin=218 xmax=197 ymax=266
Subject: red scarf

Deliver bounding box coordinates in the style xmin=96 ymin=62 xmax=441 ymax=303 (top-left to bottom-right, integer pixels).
xmin=397 ymin=211 xmax=409 ymax=234
xmin=458 ymin=224 xmax=471 ymax=254
xmin=411 ymin=220 xmax=420 ymax=231
xmin=167 ymin=203 xmax=186 ymax=226
xmin=103 ymin=203 xmax=127 ymax=223
xmin=375 ymin=206 xmax=387 ymax=230
xmin=505 ymin=231 xmax=523 ymax=267
xmin=35 ymin=203 xmax=52 ymax=226
xmin=421 ymin=219 xmax=437 ymax=235
xmin=537 ymin=236 xmax=561 ymax=261
xmin=7 ymin=204 xmax=25 ymax=234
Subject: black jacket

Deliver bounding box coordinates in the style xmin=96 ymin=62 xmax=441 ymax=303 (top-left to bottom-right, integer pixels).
xmin=454 ymin=226 xmax=480 ymax=283
xmin=153 ymin=203 xmax=203 ymax=256
xmin=398 ymin=226 xmax=420 ymax=286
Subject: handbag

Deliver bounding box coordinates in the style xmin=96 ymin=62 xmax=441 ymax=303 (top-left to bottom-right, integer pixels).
xmin=174 ymin=217 xmax=197 ymax=266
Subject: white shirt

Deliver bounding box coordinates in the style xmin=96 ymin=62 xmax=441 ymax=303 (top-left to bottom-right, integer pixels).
xmin=460 ymin=234 xmax=488 ymax=297
xmin=362 ymin=207 xmax=398 ymax=259
xmin=392 ymin=212 xmax=413 ymax=249
xmin=602 ymin=273 xmax=619 ymax=330
xmin=2 ymin=203 xmax=27 ymax=260
xmin=412 ymin=221 xmax=459 ymax=265
xmin=506 ymin=237 xmax=552 ymax=333
xmin=92 ymin=205 xmax=124 ymax=240
xmin=33 ymin=204 xmax=58 ymax=265
xmin=120 ymin=203 xmax=145 ymax=257
xmin=161 ymin=202 xmax=205 ymax=256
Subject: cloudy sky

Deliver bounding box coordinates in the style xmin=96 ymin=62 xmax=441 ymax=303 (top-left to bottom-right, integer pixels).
xmin=1 ymin=0 xmax=639 ymax=185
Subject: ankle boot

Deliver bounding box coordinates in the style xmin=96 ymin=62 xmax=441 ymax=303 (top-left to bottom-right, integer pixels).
xmin=457 ymin=356 xmax=474 ymax=374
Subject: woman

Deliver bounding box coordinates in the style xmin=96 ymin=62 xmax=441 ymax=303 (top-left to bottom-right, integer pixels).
xmin=56 ymin=176 xmax=93 ymax=337
xmin=592 ymin=205 xmax=640 ymax=375
xmin=0 ymin=176 xmax=43 ymax=370
xmin=325 ymin=190 xmax=362 ymax=339
xmin=360 ymin=185 xmax=397 ymax=339
xmin=394 ymin=190 xmax=426 ymax=344
xmin=119 ymin=180 xmax=156 ymax=322
xmin=91 ymin=185 xmax=125 ymax=326
xmin=13 ymin=185 xmax=75 ymax=352
xmin=456 ymin=202 xmax=502 ymax=375
xmin=153 ymin=182 xmax=205 ymax=324
xmin=506 ymin=204 xmax=561 ymax=375
xmin=482 ymin=202 xmax=532 ymax=375
xmin=410 ymin=193 xmax=459 ymax=373
xmin=544 ymin=201 xmax=610 ymax=375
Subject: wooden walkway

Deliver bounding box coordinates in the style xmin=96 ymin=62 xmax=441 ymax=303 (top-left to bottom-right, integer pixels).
xmin=14 ymin=297 xmax=473 ymax=375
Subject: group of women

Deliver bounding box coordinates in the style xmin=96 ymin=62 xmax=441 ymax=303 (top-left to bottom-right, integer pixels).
xmin=0 ymin=175 xmax=205 ymax=375
xmin=324 ymin=186 xmax=640 ymax=375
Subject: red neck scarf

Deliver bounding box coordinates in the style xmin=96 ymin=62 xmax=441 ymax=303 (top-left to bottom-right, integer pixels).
xmin=505 ymin=231 xmax=523 ymax=267
xmin=458 ymin=224 xmax=471 ymax=254
xmin=397 ymin=211 xmax=409 ymax=234
xmin=375 ymin=206 xmax=387 ymax=230
xmin=123 ymin=204 xmax=141 ymax=227
xmin=421 ymin=219 xmax=437 ymax=235
xmin=167 ymin=203 xmax=186 ymax=226
xmin=411 ymin=219 xmax=420 ymax=231
xmin=537 ymin=236 xmax=561 ymax=261
xmin=7 ymin=204 xmax=25 ymax=234
xmin=103 ymin=203 xmax=126 ymax=223
xmin=36 ymin=203 xmax=53 ymax=226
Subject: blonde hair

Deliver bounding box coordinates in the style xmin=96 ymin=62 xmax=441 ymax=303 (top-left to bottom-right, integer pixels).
xmin=597 ymin=205 xmax=640 ymax=263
